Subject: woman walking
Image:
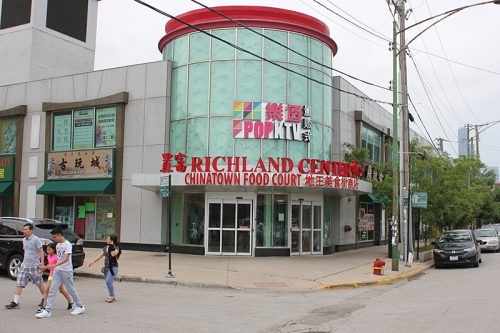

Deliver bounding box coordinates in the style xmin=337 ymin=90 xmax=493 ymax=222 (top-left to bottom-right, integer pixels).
xmin=88 ymin=233 xmax=122 ymax=303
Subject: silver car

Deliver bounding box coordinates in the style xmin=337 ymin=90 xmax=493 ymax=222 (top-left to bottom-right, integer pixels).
xmin=474 ymin=228 xmax=500 ymax=252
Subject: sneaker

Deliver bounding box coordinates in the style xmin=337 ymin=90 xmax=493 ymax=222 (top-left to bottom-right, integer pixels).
xmin=70 ymin=305 xmax=85 ymax=315
xmin=67 ymin=302 xmax=74 ymax=310
xmin=35 ymin=309 xmax=51 ymax=318
xmin=36 ymin=306 xmax=45 ymax=313
xmin=5 ymin=301 xmax=19 ymax=310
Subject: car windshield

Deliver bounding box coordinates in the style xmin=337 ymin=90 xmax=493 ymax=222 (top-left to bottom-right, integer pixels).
xmin=438 ymin=231 xmax=472 ymax=243
xmin=31 ymin=222 xmax=79 ymax=243
xmin=474 ymin=229 xmax=497 ymax=237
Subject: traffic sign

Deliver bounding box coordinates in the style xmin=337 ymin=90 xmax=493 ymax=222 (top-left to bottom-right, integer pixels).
xmin=160 ymin=175 xmax=170 ymax=198
xmin=411 ymin=192 xmax=427 ymax=208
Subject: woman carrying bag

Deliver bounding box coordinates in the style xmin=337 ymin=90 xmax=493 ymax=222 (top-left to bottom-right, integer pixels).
xmin=88 ymin=233 xmax=122 ymax=303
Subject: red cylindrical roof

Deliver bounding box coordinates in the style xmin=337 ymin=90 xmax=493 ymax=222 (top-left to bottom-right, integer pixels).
xmin=158 ymin=6 xmax=337 ymax=56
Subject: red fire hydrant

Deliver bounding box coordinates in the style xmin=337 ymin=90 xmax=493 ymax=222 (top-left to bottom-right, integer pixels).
xmin=373 ymin=258 xmax=385 ymax=275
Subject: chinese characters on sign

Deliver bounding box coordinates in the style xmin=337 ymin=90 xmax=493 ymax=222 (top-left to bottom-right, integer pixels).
xmin=160 ymin=153 xmax=362 ymax=190
xmin=47 ymin=149 xmax=113 ymax=179
xmin=0 ymin=156 xmax=14 ymax=181
xmin=232 ymin=102 xmax=311 ymax=142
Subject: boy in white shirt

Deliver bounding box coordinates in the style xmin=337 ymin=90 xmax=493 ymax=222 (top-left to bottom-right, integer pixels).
xmin=36 ymin=227 xmax=85 ymax=318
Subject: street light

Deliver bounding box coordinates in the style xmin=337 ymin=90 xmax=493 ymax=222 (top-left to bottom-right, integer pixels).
xmin=391 ymin=0 xmax=500 ymax=270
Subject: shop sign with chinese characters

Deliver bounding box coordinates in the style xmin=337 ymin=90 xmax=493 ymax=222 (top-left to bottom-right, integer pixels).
xmin=233 ymin=101 xmax=311 ymax=142
xmin=160 ymin=153 xmax=362 ymax=190
xmin=47 ymin=149 xmax=113 ymax=179
xmin=0 ymin=155 xmax=14 ymax=181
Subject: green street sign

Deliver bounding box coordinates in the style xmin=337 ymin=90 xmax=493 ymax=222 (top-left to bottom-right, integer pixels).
xmin=160 ymin=175 xmax=170 ymax=198
xmin=412 ymin=192 xmax=427 ymax=208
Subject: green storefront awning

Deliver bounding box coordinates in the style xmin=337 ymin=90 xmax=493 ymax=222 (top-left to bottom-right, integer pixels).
xmin=37 ymin=179 xmax=115 ymax=195
xmin=0 ymin=182 xmax=13 ymax=196
xmin=360 ymin=193 xmax=385 ymax=204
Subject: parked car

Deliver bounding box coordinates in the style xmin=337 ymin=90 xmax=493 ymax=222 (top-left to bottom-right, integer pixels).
xmin=473 ymin=228 xmax=500 ymax=252
xmin=481 ymin=224 xmax=500 ymax=236
xmin=433 ymin=229 xmax=481 ymax=268
xmin=0 ymin=217 xmax=85 ymax=279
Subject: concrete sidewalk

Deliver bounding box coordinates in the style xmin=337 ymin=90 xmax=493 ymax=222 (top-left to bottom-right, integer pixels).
xmin=76 ymin=245 xmax=434 ymax=291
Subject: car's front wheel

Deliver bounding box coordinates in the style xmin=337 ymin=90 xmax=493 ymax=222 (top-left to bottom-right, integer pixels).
xmin=7 ymin=254 xmax=22 ymax=280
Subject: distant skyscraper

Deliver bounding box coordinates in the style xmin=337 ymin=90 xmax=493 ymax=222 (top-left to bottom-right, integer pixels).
xmin=458 ymin=127 xmax=468 ymax=156
xmin=487 ymin=166 xmax=500 ymax=183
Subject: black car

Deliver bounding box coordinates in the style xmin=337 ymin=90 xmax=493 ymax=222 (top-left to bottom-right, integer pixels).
xmin=433 ymin=229 xmax=481 ymax=268
xmin=0 ymin=217 xmax=85 ymax=279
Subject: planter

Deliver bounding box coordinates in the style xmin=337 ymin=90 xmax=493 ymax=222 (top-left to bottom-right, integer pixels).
xmin=419 ymin=250 xmax=433 ymax=262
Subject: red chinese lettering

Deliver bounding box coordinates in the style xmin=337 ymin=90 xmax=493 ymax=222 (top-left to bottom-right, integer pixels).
xmin=287 ymin=104 xmax=302 ymax=123
xmin=265 ymin=103 xmax=284 ymax=121
xmin=160 ymin=153 xmax=173 ymax=173
xmin=174 ymin=152 xmax=188 ymax=172
xmin=305 ymin=175 xmax=315 ymax=186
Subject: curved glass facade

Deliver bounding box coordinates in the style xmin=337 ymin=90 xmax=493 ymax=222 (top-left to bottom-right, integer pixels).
xmin=164 ymin=28 xmax=334 ymax=161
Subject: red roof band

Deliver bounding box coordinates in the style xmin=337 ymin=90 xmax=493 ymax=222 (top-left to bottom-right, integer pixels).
xmin=158 ymin=6 xmax=338 ymax=56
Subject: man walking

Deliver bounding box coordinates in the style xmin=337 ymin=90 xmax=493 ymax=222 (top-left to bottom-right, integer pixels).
xmin=36 ymin=227 xmax=85 ymax=318
xmin=5 ymin=223 xmax=46 ymax=310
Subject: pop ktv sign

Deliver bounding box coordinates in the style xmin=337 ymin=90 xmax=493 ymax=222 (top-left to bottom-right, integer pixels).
xmin=160 ymin=153 xmax=362 ymax=190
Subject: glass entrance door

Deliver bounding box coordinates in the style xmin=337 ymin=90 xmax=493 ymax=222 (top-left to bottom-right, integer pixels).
xmin=291 ymin=201 xmax=322 ymax=255
xmin=207 ymin=199 xmax=252 ymax=255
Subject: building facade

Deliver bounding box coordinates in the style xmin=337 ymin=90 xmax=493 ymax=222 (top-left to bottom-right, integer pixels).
xmin=0 ymin=3 xmax=430 ymax=255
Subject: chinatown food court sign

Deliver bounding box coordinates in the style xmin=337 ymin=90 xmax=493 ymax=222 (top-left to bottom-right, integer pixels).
xmin=160 ymin=153 xmax=362 ymax=190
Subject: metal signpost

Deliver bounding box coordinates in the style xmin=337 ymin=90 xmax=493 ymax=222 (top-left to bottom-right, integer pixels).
xmin=412 ymin=192 xmax=427 ymax=260
xmin=160 ymin=175 xmax=174 ymax=278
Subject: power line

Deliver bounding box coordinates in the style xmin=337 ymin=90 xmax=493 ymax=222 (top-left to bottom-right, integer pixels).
xmin=190 ymin=0 xmax=392 ymax=92
xmin=312 ymin=0 xmax=391 ymax=42
xmin=407 ymin=95 xmax=441 ymax=155
xmin=133 ymin=0 xmax=394 ymax=106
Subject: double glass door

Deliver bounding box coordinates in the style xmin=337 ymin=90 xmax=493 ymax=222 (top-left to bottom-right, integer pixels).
xmin=291 ymin=201 xmax=322 ymax=255
xmin=207 ymin=199 xmax=252 ymax=255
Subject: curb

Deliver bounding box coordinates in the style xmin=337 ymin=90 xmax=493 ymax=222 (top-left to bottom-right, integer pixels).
xmin=318 ymin=261 xmax=434 ymax=290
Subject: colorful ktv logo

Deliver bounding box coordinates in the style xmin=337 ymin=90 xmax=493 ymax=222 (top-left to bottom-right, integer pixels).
xmin=232 ymin=101 xmax=311 ymax=142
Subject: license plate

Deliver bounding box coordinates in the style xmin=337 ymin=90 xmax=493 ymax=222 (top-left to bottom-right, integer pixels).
xmin=449 ymin=256 xmax=458 ymax=261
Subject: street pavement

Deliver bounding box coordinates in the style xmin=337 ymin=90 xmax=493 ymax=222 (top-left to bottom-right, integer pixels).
xmin=78 ymin=245 xmax=434 ymax=291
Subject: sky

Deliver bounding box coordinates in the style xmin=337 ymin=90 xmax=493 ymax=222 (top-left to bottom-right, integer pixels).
xmin=94 ymin=0 xmax=500 ymax=168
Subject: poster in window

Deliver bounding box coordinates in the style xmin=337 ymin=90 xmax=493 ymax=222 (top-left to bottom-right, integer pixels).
xmin=95 ymin=107 xmax=116 ymax=147
xmin=95 ymin=199 xmax=115 ymax=240
xmin=53 ymin=114 xmax=72 ymax=151
xmin=73 ymin=109 xmax=94 ymax=150
xmin=0 ymin=119 xmax=16 ymax=154
xmin=54 ymin=206 xmax=74 ymax=231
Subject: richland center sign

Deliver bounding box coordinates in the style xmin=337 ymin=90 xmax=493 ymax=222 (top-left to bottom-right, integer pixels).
xmin=160 ymin=153 xmax=363 ymax=190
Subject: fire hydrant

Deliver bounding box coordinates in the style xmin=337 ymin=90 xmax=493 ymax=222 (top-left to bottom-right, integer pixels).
xmin=373 ymin=258 xmax=385 ymax=275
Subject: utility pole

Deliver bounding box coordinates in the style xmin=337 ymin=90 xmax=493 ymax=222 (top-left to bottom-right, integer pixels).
xmin=397 ymin=0 xmax=412 ymax=263
xmin=466 ymin=124 xmax=470 ymax=157
xmin=475 ymin=124 xmax=480 ymax=158
xmin=391 ymin=18 xmax=399 ymax=272
xmin=435 ymin=138 xmax=444 ymax=152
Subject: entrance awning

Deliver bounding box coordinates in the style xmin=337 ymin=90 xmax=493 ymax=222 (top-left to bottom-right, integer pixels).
xmin=360 ymin=193 xmax=385 ymax=203
xmin=0 ymin=182 xmax=13 ymax=196
xmin=37 ymin=179 xmax=115 ymax=195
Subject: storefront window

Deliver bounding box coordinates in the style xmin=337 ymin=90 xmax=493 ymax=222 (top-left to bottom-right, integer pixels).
xmin=361 ymin=124 xmax=382 ymax=163
xmin=54 ymin=196 xmax=116 ymax=241
xmin=323 ymin=196 xmax=332 ymax=246
xmin=184 ymin=193 xmax=205 ymax=245
xmin=256 ymin=194 xmax=288 ymax=247
xmin=358 ymin=202 xmax=375 ymax=242
xmin=0 ymin=118 xmax=17 ymax=153
xmin=52 ymin=107 xmax=117 ymax=151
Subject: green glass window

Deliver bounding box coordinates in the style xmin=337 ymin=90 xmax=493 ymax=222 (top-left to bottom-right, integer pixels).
xmin=170 ymin=120 xmax=186 ymax=153
xmin=211 ymin=29 xmax=235 ymax=60
xmin=309 ymin=38 xmax=323 ymax=70
xmin=172 ymin=35 xmax=188 ymax=67
xmin=236 ymin=28 xmax=262 ymax=60
xmin=310 ymin=123 xmax=323 ymax=159
xmin=323 ymin=44 xmax=332 ymax=70
xmin=261 ymin=139 xmax=286 ymax=160
xmin=187 ymin=118 xmax=208 ymax=156
xmin=187 ymin=63 xmax=209 ymax=117
xmin=208 ymin=117 xmax=233 ymax=156
xmin=234 ymin=138 xmax=260 ymax=162
xmin=189 ymin=32 xmax=210 ymax=63
xmin=236 ymin=60 xmax=261 ymax=101
xmin=184 ymin=193 xmax=205 ymax=245
xmin=323 ymin=74 xmax=332 ymax=126
xmin=171 ymin=66 xmax=187 ymax=120
xmin=289 ymin=140 xmax=307 ymax=161
xmin=288 ymin=64 xmax=308 ymax=106
xmin=289 ymin=33 xmax=308 ymax=66
xmin=256 ymin=194 xmax=288 ymax=247
xmin=263 ymin=62 xmax=287 ymax=103
xmin=361 ymin=125 xmax=382 ymax=163
xmin=263 ymin=29 xmax=287 ymax=61
xmin=210 ymin=61 xmax=234 ymax=116
xmin=323 ymin=126 xmax=333 ymax=160
xmin=309 ymin=69 xmax=323 ymax=123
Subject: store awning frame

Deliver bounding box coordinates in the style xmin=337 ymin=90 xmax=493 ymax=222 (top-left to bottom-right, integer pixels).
xmin=360 ymin=193 xmax=386 ymax=204
xmin=0 ymin=182 xmax=13 ymax=196
xmin=37 ymin=179 xmax=115 ymax=195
